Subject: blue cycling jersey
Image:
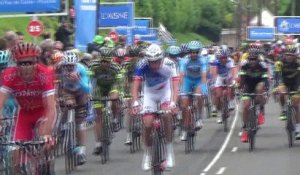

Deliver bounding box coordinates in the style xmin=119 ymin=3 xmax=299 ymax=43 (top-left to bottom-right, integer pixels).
xmin=210 ymin=58 xmax=234 ymax=77
xmin=179 ymin=55 xmax=208 ymax=79
xmin=60 ymin=63 xmax=91 ymax=93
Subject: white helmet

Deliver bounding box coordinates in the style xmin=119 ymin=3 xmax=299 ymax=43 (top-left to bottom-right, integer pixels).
xmin=63 ymin=50 xmax=78 ymax=64
xmin=145 ymin=44 xmax=163 ymax=61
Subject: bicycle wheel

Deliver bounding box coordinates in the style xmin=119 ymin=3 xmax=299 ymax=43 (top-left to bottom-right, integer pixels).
xmin=205 ymin=95 xmax=212 ymax=119
xmin=152 ymin=129 xmax=166 ymax=175
xmin=248 ymin=107 xmax=257 ymax=152
xmin=222 ymin=96 xmax=229 ymax=132
xmin=130 ymin=116 xmax=137 ymax=153
xmin=286 ymin=105 xmax=296 ymax=147
xmin=101 ymin=112 xmax=111 ymax=164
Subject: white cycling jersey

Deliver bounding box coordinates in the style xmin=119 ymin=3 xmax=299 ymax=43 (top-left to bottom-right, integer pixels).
xmin=133 ymin=57 xmax=178 ymax=112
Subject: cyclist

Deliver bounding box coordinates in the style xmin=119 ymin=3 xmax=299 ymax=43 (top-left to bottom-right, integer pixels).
xmin=56 ymin=50 xmax=91 ymax=165
xmin=273 ymin=45 xmax=300 ymax=138
xmin=210 ymin=48 xmax=237 ymax=123
xmin=123 ymin=45 xmax=141 ymax=145
xmin=91 ymin=47 xmax=122 ymax=155
xmin=166 ymin=45 xmax=181 ymax=64
xmin=179 ymin=41 xmax=208 ymax=141
xmin=0 ymin=42 xmax=56 ymax=141
xmin=132 ymin=44 xmax=179 ymax=170
xmin=239 ymin=48 xmax=268 ymax=143
xmin=0 ymin=50 xmax=17 ymax=118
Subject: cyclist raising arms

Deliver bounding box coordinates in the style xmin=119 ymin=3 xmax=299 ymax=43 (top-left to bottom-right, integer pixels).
xmin=239 ymin=48 xmax=267 ymax=142
xmin=0 ymin=43 xmax=56 ymax=140
xmin=132 ymin=44 xmax=179 ymax=171
xmin=179 ymin=41 xmax=208 ymax=141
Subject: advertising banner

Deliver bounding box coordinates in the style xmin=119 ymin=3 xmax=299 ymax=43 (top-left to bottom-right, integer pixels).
xmin=275 ymin=17 xmax=300 ymax=35
xmin=247 ymin=27 xmax=275 ymax=41
xmin=99 ymin=2 xmax=134 ymax=27
xmin=75 ymin=0 xmax=97 ymax=51
xmin=134 ymin=18 xmax=151 ymax=35
xmin=0 ymin=0 xmax=61 ymax=13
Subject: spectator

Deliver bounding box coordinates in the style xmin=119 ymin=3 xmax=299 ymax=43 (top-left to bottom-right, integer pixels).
xmin=69 ymin=5 xmax=75 ymax=25
xmin=39 ymin=39 xmax=55 ymax=66
xmin=54 ymin=41 xmax=64 ymax=51
xmin=0 ymin=38 xmax=7 ymax=50
xmin=41 ymin=32 xmax=51 ymax=40
xmin=87 ymin=35 xmax=105 ymax=55
xmin=4 ymin=31 xmax=18 ymax=49
xmin=55 ymin=21 xmax=73 ymax=50
xmin=15 ymin=31 xmax=24 ymax=44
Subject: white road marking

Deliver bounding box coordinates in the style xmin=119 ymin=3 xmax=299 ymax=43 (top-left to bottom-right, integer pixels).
xmin=231 ymin=147 xmax=238 ymax=152
xmin=216 ymin=167 xmax=226 ymax=174
xmin=201 ymin=105 xmax=239 ymax=174
xmin=200 ymin=173 xmax=206 ymax=175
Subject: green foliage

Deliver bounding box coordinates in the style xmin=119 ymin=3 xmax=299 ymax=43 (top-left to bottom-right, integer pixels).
xmin=0 ymin=0 xmax=295 ymax=43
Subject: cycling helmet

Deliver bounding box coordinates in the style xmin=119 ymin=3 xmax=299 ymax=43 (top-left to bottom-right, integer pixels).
xmin=12 ymin=43 xmax=41 ymax=60
xmin=128 ymin=45 xmax=140 ymax=57
xmin=284 ymin=45 xmax=298 ymax=55
xmin=180 ymin=43 xmax=189 ymax=54
xmin=249 ymin=41 xmax=262 ymax=49
xmin=215 ymin=48 xmax=229 ymax=59
xmin=51 ymin=51 xmax=64 ymax=64
xmin=187 ymin=41 xmax=202 ymax=51
xmin=93 ymin=35 xmax=104 ymax=45
xmin=63 ymin=50 xmax=79 ymax=64
xmin=81 ymin=53 xmax=93 ymax=60
xmin=0 ymin=50 xmax=11 ymax=64
xmin=167 ymin=46 xmax=181 ymax=56
xmin=115 ymin=48 xmax=127 ymax=57
xmin=100 ymin=47 xmax=112 ymax=60
xmin=145 ymin=44 xmax=164 ymax=61
xmin=248 ymin=48 xmax=260 ymax=59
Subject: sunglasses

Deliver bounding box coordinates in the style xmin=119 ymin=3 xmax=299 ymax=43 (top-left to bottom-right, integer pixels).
xmin=17 ymin=61 xmax=36 ymax=66
xmin=190 ymin=51 xmax=199 ymax=54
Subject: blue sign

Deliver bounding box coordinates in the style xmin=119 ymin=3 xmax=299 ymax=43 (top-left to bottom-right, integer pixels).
xmin=0 ymin=0 xmax=61 ymax=13
xmin=276 ymin=17 xmax=300 ymax=34
xmin=99 ymin=3 xmax=134 ymax=27
xmin=134 ymin=18 xmax=151 ymax=35
xmin=75 ymin=0 xmax=97 ymax=52
xmin=116 ymin=26 xmax=128 ymax=35
xmin=247 ymin=27 xmax=275 ymax=41
xmin=126 ymin=28 xmax=133 ymax=46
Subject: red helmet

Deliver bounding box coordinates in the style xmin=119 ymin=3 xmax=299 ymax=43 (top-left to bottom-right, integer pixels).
xmin=12 ymin=43 xmax=41 ymax=60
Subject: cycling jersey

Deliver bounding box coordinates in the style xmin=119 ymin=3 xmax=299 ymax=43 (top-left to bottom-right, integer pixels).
xmin=134 ymin=58 xmax=178 ymax=93
xmin=91 ymin=62 xmax=122 ymax=108
xmin=0 ymin=64 xmax=55 ymax=140
xmin=179 ymin=55 xmax=208 ymax=79
xmin=239 ymin=61 xmax=268 ymax=93
xmin=179 ymin=55 xmax=208 ymax=94
xmin=211 ymin=58 xmax=235 ymax=87
xmin=281 ymin=60 xmax=300 ymax=91
xmin=274 ymin=60 xmax=283 ymax=72
xmin=133 ymin=57 xmax=178 ymax=113
xmin=211 ymin=58 xmax=235 ymax=78
xmin=58 ymin=63 xmax=90 ymax=94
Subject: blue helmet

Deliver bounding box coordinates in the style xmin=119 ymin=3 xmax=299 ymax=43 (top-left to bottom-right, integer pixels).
xmin=180 ymin=43 xmax=189 ymax=54
xmin=167 ymin=46 xmax=181 ymax=56
xmin=0 ymin=50 xmax=11 ymax=64
xmin=187 ymin=41 xmax=202 ymax=51
xmin=215 ymin=48 xmax=229 ymax=58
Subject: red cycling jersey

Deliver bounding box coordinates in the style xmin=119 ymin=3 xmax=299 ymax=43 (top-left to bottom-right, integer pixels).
xmin=0 ymin=64 xmax=55 ymax=140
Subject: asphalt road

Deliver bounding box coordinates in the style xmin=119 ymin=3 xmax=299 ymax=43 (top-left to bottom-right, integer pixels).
xmin=55 ymin=98 xmax=300 ymax=175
